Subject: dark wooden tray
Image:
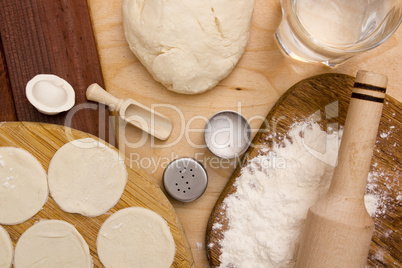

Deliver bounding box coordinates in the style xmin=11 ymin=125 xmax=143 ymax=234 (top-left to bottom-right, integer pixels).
xmin=206 ymin=73 xmax=401 ymax=268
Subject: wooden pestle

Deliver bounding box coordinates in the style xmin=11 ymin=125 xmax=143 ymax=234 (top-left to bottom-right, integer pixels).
xmin=295 ymin=70 xmax=388 ymax=267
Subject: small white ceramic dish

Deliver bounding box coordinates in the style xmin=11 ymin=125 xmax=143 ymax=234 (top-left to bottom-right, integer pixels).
xmin=26 ymin=74 xmax=75 ymax=115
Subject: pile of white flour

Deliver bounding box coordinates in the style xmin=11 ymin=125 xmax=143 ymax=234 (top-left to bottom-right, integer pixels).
xmin=217 ymin=120 xmax=379 ymax=268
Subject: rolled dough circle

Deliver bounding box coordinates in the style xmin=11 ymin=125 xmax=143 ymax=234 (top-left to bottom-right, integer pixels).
xmin=14 ymin=220 xmax=92 ymax=267
xmin=48 ymin=138 xmax=127 ymax=217
xmin=97 ymin=207 xmax=176 ymax=268
xmin=0 ymin=225 xmax=13 ymax=268
xmin=0 ymin=147 xmax=48 ymax=225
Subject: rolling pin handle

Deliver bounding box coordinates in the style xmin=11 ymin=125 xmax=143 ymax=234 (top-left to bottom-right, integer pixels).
xmin=86 ymin=83 xmax=123 ymax=112
xmin=295 ymin=70 xmax=388 ymax=268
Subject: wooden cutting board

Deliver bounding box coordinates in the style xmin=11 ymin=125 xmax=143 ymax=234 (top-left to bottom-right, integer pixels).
xmin=0 ymin=122 xmax=194 ymax=267
xmin=206 ymin=73 xmax=401 ymax=267
xmin=86 ymin=0 xmax=401 ymax=265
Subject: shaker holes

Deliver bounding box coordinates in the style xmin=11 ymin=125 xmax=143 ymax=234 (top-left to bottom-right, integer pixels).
xmin=174 ymin=167 xmax=197 ymax=194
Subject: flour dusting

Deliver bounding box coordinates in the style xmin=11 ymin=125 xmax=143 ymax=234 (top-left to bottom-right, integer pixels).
xmin=0 ymin=155 xmax=4 ymax=168
xmin=218 ymin=119 xmax=386 ymax=268
xmin=196 ymin=242 xmax=204 ymax=251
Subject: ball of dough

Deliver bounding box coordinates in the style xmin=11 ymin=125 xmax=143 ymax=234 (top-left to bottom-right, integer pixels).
xmin=0 ymin=147 xmax=48 ymax=225
xmin=0 ymin=225 xmax=13 ymax=268
xmin=97 ymin=207 xmax=176 ymax=268
xmin=14 ymin=220 xmax=92 ymax=268
xmin=48 ymin=138 xmax=127 ymax=217
xmin=122 ymin=0 xmax=255 ymax=94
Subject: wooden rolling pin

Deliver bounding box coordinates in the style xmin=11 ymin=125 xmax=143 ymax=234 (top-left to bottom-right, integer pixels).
xmin=295 ymin=70 xmax=388 ymax=267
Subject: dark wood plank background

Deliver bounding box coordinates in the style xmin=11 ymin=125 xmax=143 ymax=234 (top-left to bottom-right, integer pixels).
xmin=0 ymin=0 xmax=110 ymax=142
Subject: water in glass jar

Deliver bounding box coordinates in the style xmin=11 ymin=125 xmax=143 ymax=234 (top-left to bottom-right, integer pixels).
xmin=275 ymin=0 xmax=402 ymax=66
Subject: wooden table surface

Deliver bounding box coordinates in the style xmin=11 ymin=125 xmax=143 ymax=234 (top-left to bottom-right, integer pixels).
xmin=0 ymin=0 xmax=115 ymax=143
xmin=0 ymin=0 xmax=401 ymax=267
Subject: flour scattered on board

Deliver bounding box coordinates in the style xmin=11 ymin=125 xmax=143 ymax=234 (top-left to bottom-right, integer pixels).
xmin=1 ymin=155 xmax=13 ymax=189
xmin=213 ymin=223 xmax=223 ymax=230
xmin=0 ymin=155 xmax=4 ymax=168
xmin=196 ymin=242 xmax=204 ymax=251
xmin=380 ymin=125 xmax=395 ymax=139
xmin=217 ymin=119 xmax=394 ymax=268
xmin=112 ymin=223 xmax=124 ymax=230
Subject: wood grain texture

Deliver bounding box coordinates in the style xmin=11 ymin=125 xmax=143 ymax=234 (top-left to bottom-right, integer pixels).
xmin=206 ymin=74 xmax=401 ymax=267
xmin=0 ymin=41 xmax=16 ymax=121
xmin=0 ymin=122 xmax=194 ymax=267
xmin=0 ymin=0 xmax=109 ymax=140
xmin=87 ymin=0 xmax=401 ymax=266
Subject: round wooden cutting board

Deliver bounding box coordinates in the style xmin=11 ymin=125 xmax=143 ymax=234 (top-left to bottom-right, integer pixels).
xmin=206 ymin=73 xmax=401 ymax=268
xmin=0 ymin=122 xmax=194 ymax=267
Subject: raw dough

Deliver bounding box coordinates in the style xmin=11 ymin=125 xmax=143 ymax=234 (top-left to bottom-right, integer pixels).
xmin=48 ymin=138 xmax=127 ymax=217
xmin=97 ymin=207 xmax=176 ymax=268
xmin=14 ymin=220 xmax=92 ymax=268
xmin=0 ymin=147 xmax=48 ymax=225
xmin=0 ymin=225 xmax=13 ymax=268
xmin=122 ymin=0 xmax=255 ymax=94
